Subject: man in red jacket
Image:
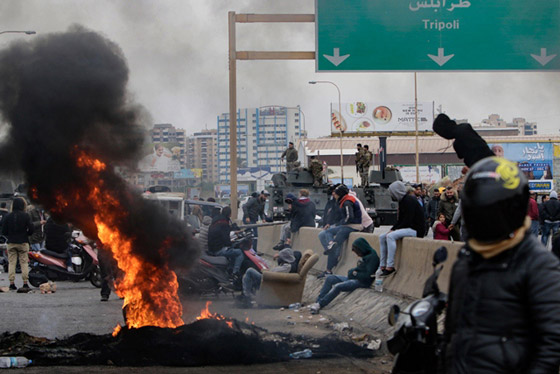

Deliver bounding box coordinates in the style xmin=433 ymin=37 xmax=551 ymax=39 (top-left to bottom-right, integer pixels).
xmin=528 ymin=192 xmax=540 ymax=237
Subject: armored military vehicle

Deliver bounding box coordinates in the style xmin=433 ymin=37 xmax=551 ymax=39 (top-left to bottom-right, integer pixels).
xmin=267 ymin=168 xmax=401 ymax=226
xmin=354 ymin=169 xmax=402 ymax=226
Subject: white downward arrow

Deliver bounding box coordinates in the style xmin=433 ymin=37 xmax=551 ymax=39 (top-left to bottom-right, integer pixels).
xmin=531 ymin=48 xmax=556 ymax=66
xmin=323 ymin=48 xmax=350 ymax=67
xmin=428 ymin=48 xmax=454 ymax=66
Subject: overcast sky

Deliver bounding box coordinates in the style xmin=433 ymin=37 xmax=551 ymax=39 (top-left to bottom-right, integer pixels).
xmin=1 ymin=0 xmax=559 ymax=138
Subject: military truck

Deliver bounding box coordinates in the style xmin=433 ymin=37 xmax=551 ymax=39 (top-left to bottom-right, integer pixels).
xmin=267 ymin=168 xmax=401 ymax=226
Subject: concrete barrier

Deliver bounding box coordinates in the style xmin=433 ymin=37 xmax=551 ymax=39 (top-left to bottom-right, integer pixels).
xmin=258 ymin=225 xmax=463 ymax=299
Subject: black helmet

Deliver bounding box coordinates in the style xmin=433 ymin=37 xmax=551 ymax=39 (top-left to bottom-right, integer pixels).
xmin=462 ymin=157 xmax=529 ymax=242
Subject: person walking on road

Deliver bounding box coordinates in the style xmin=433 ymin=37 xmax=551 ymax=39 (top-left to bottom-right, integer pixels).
xmin=541 ymin=190 xmax=560 ymax=247
xmin=281 ymin=142 xmax=298 ymax=173
xmin=444 ymin=157 xmax=560 ymax=373
xmin=242 ymin=190 xmax=270 ymax=250
xmin=528 ymin=192 xmax=540 ymax=237
xmin=1 ymin=197 xmax=33 ymax=292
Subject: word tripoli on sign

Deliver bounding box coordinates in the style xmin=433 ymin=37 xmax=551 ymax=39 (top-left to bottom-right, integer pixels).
xmin=423 ymin=19 xmax=460 ymax=30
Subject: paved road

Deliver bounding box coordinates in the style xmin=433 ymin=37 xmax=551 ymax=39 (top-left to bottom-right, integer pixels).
xmin=0 ymin=275 xmax=392 ymax=373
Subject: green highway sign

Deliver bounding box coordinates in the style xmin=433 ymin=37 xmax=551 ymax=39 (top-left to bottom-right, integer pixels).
xmin=316 ymin=0 xmax=560 ymax=71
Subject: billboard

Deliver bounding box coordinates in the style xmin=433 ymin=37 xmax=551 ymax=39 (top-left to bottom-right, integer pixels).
xmin=488 ymin=142 xmax=553 ymax=180
xmin=331 ymin=102 xmax=433 ymax=134
xmin=139 ymin=143 xmax=182 ymax=172
xmin=397 ymin=165 xmax=443 ymax=184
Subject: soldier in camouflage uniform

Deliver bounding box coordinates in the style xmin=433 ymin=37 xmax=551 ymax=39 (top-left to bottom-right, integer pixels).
xmin=355 ymin=144 xmax=366 ymax=186
xmin=309 ymin=156 xmax=324 ymax=187
xmin=281 ymin=142 xmax=298 ymax=172
xmin=360 ymin=145 xmax=373 ymax=187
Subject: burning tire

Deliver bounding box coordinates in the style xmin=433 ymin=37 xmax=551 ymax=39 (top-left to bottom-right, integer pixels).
xmin=89 ymin=265 xmax=102 ymax=288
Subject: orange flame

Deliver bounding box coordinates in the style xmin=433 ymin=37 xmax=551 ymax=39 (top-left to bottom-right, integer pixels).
xmin=69 ymin=151 xmax=184 ymax=334
xmin=196 ymin=301 xmax=233 ymax=328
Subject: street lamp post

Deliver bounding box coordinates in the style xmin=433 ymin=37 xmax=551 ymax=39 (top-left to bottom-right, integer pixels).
xmin=309 ymin=80 xmax=344 ymax=182
xmin=0 ymin=31 xmax=36 ymax=35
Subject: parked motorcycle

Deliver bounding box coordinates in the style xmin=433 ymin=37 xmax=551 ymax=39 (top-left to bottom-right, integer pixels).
xmin=178 ymin=228 xmax=269 ymax=296
xmin=28 ymin=231 xmax=102 ymax=288
xmin=386 ymin=246 xmax=448 ymax=374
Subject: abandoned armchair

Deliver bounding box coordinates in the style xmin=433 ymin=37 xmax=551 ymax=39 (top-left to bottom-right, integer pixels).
xmin=256 ymin=249 xmax=319 ymax=307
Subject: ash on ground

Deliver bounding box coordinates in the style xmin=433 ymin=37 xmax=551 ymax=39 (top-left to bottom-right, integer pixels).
xmin=0 ymin=318 xmax=374 ymax=366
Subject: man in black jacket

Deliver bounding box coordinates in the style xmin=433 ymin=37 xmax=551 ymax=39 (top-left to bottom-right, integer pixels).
xmin=274 ymin=189 xmax=316 ymax=251
xmin=207 ymin=206 xmax=243 ymax=277
xmin=427 ymin=187 xmax=441 ymax=235
xmin=433 ymin=113 xmax=495 ymax=174
xmin=444 ymin=157 xmax=560 ymax=373
xmin=541 ymin=190 xmax=560 ymax=247
xmin=1 ymin=197 xmax=33 ymax=292
xmin=320 ymin=184 xmax=342 ymax=228
xmin=378 ymin=181 xmax=425 ymax=277
xmin=242 ymin=190 xmax=269 ymax=250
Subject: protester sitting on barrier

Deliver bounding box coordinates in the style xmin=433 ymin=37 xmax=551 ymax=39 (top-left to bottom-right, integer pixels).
xmin=274 ymin=189 xmax=316 ymax=251
xmin=319 ymin=184 xmax=342 ymax=228
xmin=309 ymin=238 xmax=379 ymax=314
xmin=348 ymin=189 xmax=374 ymax=233
xmin=433 ymin=213 xmax=451 ymax=240
xmin=207 ymin=206 xmax=244 ymax=279
xmin=378 ymin=181 xmax=425 ymax=277
xmin=237 ymin=243 xmax=296 ymax=307
xmin=443 ymin=157 xmax=560 ymax=373
xmin=318 ymin=184 xmax=362 ymax=278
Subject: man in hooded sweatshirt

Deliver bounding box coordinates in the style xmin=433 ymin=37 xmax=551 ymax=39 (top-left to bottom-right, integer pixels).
xmin=318 ymin=184 xmax=362 ymax=277
xmin=378 ymin=181 xmax=425 ymax=277
xmin=274 ymin=189 xmax=316 ymax=251
xmin=2 ymin=197 xmax=34 ymax=292
xmin=310 ymin=238 xmax=379 ymax=313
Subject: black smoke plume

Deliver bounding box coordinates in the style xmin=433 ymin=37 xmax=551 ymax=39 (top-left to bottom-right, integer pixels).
xmin=0 ymin=25 xmax=198 ymax=269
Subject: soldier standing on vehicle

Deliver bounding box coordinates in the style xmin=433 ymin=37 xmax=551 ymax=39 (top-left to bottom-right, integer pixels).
xmin=355 ymin=144 xmax=364 ymax=181
xmin=310 ymin=156 xmax=324 ymax=187
xmin=360 ymin=145 xmax=373 ymax=187
xmin=281 ymin=142 xmax=298 ymax=172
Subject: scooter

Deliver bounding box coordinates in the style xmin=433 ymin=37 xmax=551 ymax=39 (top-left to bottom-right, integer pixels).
xmin=28 ymin=231 xmax=102 ymax=288
xmin=178 ymin=228 xmax=269 ymax=296
xmin=386 ymin=246 xmax=448 ymax=374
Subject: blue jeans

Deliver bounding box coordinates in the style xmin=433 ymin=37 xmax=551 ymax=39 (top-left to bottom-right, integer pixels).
xmin=530 ymin=220 xmax=540 ymax=237
xmin=316 ymin=275 xmax=367 ymax=308
xmin=242 ymin=267 xmax=262 ymax=298
xmin=379 ymin=228 xmax=417 ymax=268
xmin=541 ymin=221 xmax=560 ymax=247
xmin=214 ymin=247 xmax=244 ymax=275
xmin=319 ymin=226 xmax=358 ymax=271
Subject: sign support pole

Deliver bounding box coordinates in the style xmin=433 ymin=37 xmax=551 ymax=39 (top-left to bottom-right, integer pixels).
xmin=414 ymin=72 xmax=420 ymax=183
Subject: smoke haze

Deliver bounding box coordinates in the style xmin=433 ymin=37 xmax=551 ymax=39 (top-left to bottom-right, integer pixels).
xmin=0 ymin=25 xmax=198 ymax=269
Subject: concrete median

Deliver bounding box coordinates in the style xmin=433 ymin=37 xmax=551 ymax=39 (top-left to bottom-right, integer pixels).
xmin=259 ymin=225 xmax=463 ymax=299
